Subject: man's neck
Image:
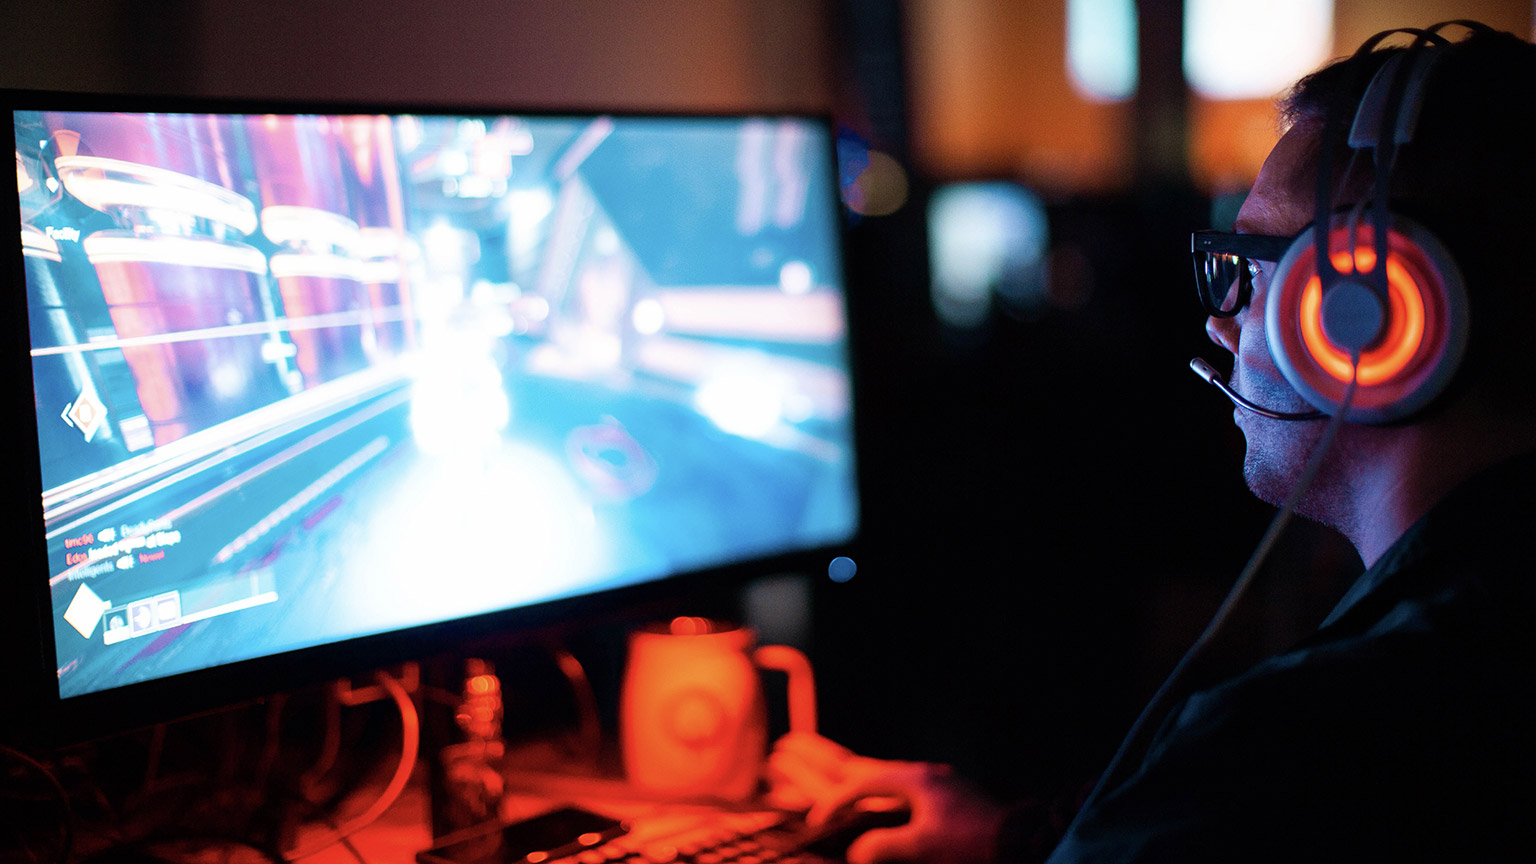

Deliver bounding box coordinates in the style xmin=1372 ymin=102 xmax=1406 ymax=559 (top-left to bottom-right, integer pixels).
xmin=1336 ymin=413 xmax=1536 ymax=567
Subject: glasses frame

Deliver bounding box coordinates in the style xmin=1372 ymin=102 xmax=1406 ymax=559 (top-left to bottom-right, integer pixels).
xmin=1191 ymin=230 xmax=1297 ymax=318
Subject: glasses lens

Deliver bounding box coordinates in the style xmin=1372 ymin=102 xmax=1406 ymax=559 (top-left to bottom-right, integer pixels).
xmin=1199 ymin=252 xmax=1247 ymax=315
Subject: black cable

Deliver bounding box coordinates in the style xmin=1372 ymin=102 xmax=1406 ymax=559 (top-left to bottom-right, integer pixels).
xmin=284 ymin=797 xmax=375 ymax=864
xmin=337 ymin=834 xmax=371 ymax=864
xmin=251 ymin=694 xmax=292 ymax=801
xmin=551 ymin=647 xmax=603 ymax=764
xmin=142 ymin=723 xmax=167 ymax=799
xmin=283 ymin=671 xmax=419 ymax=861
xmin=76 ymin=834 xmax=287 ymax=864
xmin=299 ymin=689 xmax=343 ymax=800
xmin=319 ymin=807 xmax=374 ymax=864
xmin=1082 ymin=367 xmax=1361 ymax=810
xmin=1 ymin=743 xmax=76 ymax=864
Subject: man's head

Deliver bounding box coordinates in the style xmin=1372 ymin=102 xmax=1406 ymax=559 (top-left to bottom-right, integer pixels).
xmin=1278 ymin=26 xmax=1536 ymax=407
xmin=1205 ymin=24 xmax=1536 ymax=550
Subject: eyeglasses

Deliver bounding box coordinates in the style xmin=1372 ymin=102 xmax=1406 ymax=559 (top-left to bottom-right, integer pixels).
xmin=1191 ymin=230 xmax=1295 ymax=318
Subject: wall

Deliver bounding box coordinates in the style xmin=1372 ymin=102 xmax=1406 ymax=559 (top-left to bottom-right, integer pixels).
xmin=1191 ymin=0 xmax=1533 ymax=190
xmin=905 ymin=0 xmax=1133 ymax=193
xmin=904 ymin=0 xmax=1533 ymax=192
xmin=0 ymin=0 xmax=835 ymax=112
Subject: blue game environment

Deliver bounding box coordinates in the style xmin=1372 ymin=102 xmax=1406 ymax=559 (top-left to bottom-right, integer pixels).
xmin=15 ymin=109 xmax=858 ymax=699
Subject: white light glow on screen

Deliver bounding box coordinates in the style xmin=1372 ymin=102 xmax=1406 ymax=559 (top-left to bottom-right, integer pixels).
xmin=507 ymin=188 xmax=554 ymax=225
xmin=345 ymin=439 xmax=602 ymax=632
xmin=1185 ymin=0 xmax=1334 ymax=100
xmin=208 ymin=362 xmax=248 ymax=400
xmin=1067 ymin=0 xmax=1139 ymax=102
xmin=694 ymin=355 xmax=793 ymax=440
xmin=779 ymin=260 xmax=814 ymax=295
xmin=632 ymin=298 xmax=666 ymax=335
xmin=409 ymin=342 xmax=511 ymax=457
xmin=422 ymin=221 xmax=478 ymax=274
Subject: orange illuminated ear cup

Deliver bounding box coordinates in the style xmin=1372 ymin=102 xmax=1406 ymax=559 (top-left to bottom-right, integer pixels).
xmin=1299 ymin=252 xmax=1424 ymax=386
xmin=1265 ymin=216 xmax=1467 ymax=424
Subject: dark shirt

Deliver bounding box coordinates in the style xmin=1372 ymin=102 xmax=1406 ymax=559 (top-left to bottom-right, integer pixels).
xmin=1011 ymin=453 xmax=1536 ymax=863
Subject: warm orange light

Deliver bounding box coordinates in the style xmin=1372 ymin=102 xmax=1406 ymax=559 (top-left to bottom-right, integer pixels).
xmin=1299 ymin=248 xmax=1426 ymax=385
xmin=622 ymin=621 xmax=816 ymax=801
xmin=577 ymin=832 xmax=603 ymax=847
xmin=53 ymin=130 xmax=81 ymax=158
xmin=525 ymin=853 xmax=549 ymax=863
xmin=17 ymin=150 xmax=34 ymax=195
xmin=669 ymin=616 xmax=711 ymax=636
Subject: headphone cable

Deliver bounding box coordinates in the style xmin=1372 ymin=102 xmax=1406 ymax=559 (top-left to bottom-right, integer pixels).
xmin=1079 ymin=363 xmax=1360 ymax=812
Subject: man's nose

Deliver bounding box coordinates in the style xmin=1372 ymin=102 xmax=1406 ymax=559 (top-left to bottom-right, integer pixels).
xmin=1207 ymin=308 xmax=1240 ymax=355
xmin=1206 ymin=275 xmax=1243 ymax=354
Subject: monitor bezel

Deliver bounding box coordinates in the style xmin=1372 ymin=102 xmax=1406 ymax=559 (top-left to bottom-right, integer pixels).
xmin=2 ymin=87 xmax=866 ymax=747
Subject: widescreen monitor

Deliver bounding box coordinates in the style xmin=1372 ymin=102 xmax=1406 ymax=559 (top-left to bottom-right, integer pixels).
xmin=4 ymin=92 xmax=860 ymax=741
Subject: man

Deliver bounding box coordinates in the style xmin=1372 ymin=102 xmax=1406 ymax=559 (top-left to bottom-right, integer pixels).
xmin=769 ymin=23 xmax=1536 ymax=863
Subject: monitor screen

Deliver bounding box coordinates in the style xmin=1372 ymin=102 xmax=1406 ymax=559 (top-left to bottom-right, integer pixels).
xmin=9 ymin=97 xmax=859 ymax=708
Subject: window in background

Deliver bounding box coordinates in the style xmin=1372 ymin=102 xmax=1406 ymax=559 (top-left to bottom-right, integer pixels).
xmin=904 ymin=0 xmax=1134 ymax=193
xmin=927 ymin=182 xmax=1050 ymax=328
xmin=1067 ymin=0 xmax=1138 ymax=102
xmin=1184 ymin=0 xmax=1333 ymax=99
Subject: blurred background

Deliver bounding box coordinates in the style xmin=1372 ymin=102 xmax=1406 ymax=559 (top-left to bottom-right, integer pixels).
xmin=4 ymin=0 xmax=1532 ymax=805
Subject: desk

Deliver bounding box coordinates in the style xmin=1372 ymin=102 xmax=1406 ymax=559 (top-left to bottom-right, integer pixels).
xmin=292 ymin=766 xmax=804 ymax=864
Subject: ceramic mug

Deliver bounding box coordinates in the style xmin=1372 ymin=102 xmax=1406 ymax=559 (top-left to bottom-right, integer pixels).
xmin=621 ymin=617 xmax=816 ymax=800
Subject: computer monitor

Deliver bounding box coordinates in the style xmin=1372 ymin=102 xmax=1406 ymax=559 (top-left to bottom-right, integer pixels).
xmin=4 ymin=91 xmax=860 ymax=743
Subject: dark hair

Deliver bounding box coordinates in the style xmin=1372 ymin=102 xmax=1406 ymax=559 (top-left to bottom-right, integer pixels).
xmin=1279 ymin=25 xmax=1536 ymax=408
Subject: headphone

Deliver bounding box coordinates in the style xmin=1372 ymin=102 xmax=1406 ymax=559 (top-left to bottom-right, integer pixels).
xmin=1264 ymin=22 xmax=1485 ymax=424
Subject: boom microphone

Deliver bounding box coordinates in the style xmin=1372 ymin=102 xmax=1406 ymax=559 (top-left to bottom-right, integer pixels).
xmin=1189 ymin=358 xmax=1325 ymax=421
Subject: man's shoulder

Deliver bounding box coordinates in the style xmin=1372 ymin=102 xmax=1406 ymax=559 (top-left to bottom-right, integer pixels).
xmin=1052 ymin=524 xmax=1536 ymax=862
xmin=1186 ymin=570 xmax=1534 ymax=732
xmin=1078 ymin=589 xmax=1536 ymax=860
xmin=1159 ymin=575 xmax=1535 ymax=800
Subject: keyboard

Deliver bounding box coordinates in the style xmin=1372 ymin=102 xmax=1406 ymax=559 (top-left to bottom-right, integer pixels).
xmin=418 ymin=801 xmax=912 ymax=864
xmin=550 ymin=803 xmax=912 ymax=864
xmin=563 ymin=809 xmax=824 ymax=864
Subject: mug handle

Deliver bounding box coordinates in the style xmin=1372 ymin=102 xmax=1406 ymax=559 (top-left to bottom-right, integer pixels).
xmin=752 ymin=645 xmax=817 ymax=734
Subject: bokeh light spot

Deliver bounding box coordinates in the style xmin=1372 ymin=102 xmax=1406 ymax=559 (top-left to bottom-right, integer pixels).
xmin=828 ymin=556 xmax=857 ymax=583
xmin=1185 ymin=0 xmax=1333 ymax=99
xmin=1067 ymin=0 xmax=1139 ymax=102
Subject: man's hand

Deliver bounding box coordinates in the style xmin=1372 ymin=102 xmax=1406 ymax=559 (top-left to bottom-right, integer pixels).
xmin=766 ymin=732 xmax=1008 ymax=864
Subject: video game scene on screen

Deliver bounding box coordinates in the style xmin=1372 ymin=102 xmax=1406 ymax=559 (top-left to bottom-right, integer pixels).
xmin=16 ymin=109 xmax=859 ymax=700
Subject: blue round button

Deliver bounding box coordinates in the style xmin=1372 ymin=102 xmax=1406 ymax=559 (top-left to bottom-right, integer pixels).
xmin=828 ymin=556 xmax=857 ymax=583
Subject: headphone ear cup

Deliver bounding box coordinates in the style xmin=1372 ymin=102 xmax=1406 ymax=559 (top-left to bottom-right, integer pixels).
xmin=1265 ymin=214 xmax=1468 ymax=424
